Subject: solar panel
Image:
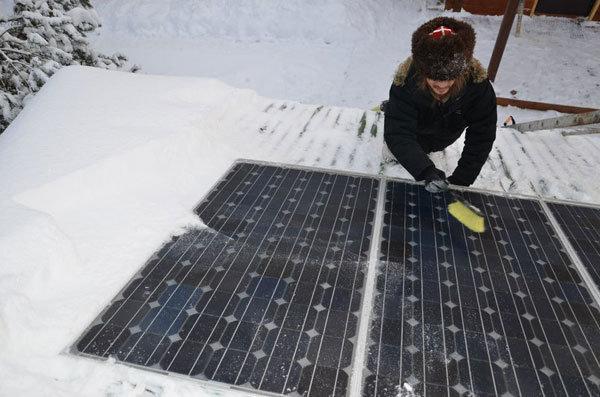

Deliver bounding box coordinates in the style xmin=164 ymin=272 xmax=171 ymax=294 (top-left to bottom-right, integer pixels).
xmin=546 ymin=202 xmax=600 ymax=291
xmin=365 ymin=181 xmax=600 ymax=396
xmin=73 ymin=162 xmax=379 ymax=396
xmin=72 ymin=161 xmax=600 ymax=396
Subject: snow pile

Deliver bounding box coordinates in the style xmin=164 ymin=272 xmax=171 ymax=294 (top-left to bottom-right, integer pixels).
xmin=0 ymin=66 xmax=272 ymax=396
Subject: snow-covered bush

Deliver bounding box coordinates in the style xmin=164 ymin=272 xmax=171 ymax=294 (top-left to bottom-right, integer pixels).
xmin=0 ymin=0 xmax=129 ymax=133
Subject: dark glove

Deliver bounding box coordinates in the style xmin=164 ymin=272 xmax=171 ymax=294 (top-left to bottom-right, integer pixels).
xmin=379 ymin=100 xmax=389 ymax=113
xmin=421 ymin=166 xmax=449 ymax=193
xmin=448 ymin=175 xmax=470 ymax=187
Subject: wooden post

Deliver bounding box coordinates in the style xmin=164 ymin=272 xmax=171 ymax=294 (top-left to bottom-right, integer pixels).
xmin=496 ymin=97 xmax=598 ymax=114
xmin=589 ymin=0 xmax=600 ymax=21
xmin=488 ymin=0 xmax=521 ymax=82
xmin=515 ymin=0 xmax=526 ymax=37
xmin=529 ymin=0 xmax=539 ymax=17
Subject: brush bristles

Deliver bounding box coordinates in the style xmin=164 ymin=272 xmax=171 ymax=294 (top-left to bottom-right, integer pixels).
xmin=448 ymin=200 xmax=485 ymax=233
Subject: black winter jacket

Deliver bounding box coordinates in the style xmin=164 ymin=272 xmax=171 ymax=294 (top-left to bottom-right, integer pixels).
xmin=384 ymin=57 xmax=497 ymax=186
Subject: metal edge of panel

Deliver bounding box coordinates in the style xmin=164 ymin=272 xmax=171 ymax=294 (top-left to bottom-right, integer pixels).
xmin=239 ymin=158 xmax=600 ymax=210
xmin=538 ymin=199 xmax=600 ymax=310
xmin=538 ymin=196 xmax=600 ymax=210
xmin=347 ymin=177 xmax=388 ymax=397
xmin=188 ymin=159 xmax=385 ymax=224
xmin=189 ymin=159 xmax=257 ymax=217
xmin=384 ymin=173 xmax=600 ymax=210
xmin=61 ymin=350 xmax=281 ymax=397
xmin=233 ymin=158 xmax=385 ymax=181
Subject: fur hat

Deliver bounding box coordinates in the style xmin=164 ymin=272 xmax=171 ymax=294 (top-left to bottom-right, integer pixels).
xmin=411 ymin=17 xmax=476 ymax=81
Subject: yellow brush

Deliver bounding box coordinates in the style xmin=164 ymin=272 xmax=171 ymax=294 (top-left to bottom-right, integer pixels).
xmin=448 ymin=191 xmax=486 ymax=233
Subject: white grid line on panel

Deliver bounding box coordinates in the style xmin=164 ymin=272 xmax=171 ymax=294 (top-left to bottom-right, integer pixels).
xmin=326 ymin=177 xmax=376 ymax=396
xmin=305 ymin=176 xmax=367 ymax=395
xmin=442 ymin=189 xmax=476 ymax=395
xmin=184 ymin=167 xmax=312 ymax=378
xmin=199 ymin=168 xmax=314 ymax=381
xmin=247 ymin=171 xmax=342 ymax=391
xmin=142 ymin=166 xmax=298 ymax=372
xmin=442 ymin=192 xmax=499 ymax=396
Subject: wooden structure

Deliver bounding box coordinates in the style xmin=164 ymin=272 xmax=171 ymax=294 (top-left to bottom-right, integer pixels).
xmin=496 ymin=97 xmax=599 ymax=114
xmin=445 ymin=0 xmax=600 ymax=21
xmin=487 ymin=0 xmax=521 ymax=82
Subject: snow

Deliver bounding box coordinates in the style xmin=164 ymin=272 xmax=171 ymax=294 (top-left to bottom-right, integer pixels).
xmin=89 ymin=0 xmax=600 ymax=110
xmin=66 ymin=7 xmax=100 ymax=30
xmin=0 ymin=0 xmax=599 ymax=396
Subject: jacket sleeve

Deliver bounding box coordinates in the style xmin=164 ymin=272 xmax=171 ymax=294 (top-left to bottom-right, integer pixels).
xmin=384 ymin=83 xmax=434 ymax=180
xmin=450 ymin=79 xmax=497 ymax=186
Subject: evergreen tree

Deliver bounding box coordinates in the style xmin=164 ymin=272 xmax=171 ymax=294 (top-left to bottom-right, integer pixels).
xmin=0 ymin=0 xmax=129 ymax=133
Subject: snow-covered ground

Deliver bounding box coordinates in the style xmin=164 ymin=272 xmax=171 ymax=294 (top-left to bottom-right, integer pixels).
xmin=90 ymin=0 xmax=600 ymax=110
xmin=1 ymin=1 xmax=599 ymax=396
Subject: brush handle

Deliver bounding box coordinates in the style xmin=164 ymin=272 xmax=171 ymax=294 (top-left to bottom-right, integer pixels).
xmin=448 ymin=190 xmax=484 ymax=217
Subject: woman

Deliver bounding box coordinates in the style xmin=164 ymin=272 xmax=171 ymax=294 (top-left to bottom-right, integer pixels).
xmin=384 ymin=17 xmax=497 ymax=193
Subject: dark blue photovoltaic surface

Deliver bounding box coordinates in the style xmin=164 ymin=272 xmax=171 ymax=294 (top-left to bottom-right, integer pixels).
xmin=365 ymin=180 xmax=600 ymax=397
xmin=547 ymin=202 xmax=600 ymax=290
xmin=73 ymin=162 xmax=600 ymax=397
xmin=74 ymin=162 xmax=378 ymax=396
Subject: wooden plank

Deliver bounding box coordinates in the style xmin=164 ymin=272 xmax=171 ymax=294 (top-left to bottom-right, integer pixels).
xmin=530 ymin=0 xmax=540 ymax=15
xmin=535 ymin=0 xmax=595 ymax=16
xmin=496 ymin=97 xmax=599 ymax=114
xmin=447 ymin=0 xmax=596 ymax=18
xmin=590 ymin=0 xmax=600 ymax=20
xmin=446 ymin=0 xmax=535 ymax=15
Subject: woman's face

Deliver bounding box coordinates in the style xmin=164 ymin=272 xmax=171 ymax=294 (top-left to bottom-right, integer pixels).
xmin=426 ymin=78 xmax=456 ymax=97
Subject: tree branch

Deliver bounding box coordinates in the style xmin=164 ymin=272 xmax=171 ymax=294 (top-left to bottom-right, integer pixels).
xmin=0 ymin=48 xmax=33 ymax=92
xmin=0 ymin=25 xmax=19 ymax=39
xmin=0 ymin=47 xmax=31 ymax=56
